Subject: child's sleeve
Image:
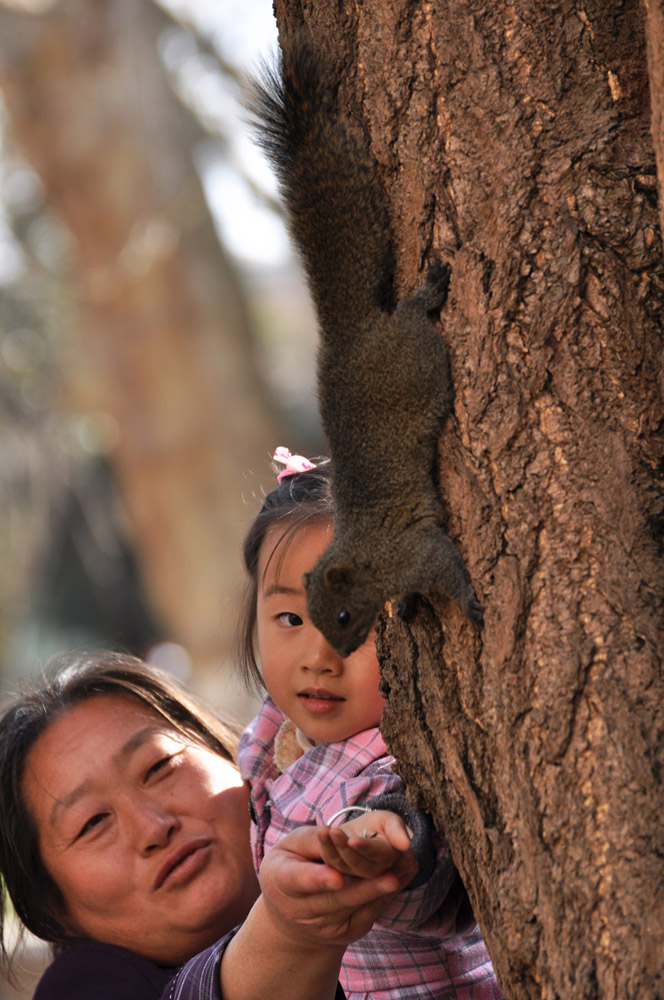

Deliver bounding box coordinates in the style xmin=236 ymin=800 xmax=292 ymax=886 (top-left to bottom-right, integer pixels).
xmin=368 ymin=827 xmax=472 ymax=935
xmin=275 ymin=736 xmax=476 ymax=938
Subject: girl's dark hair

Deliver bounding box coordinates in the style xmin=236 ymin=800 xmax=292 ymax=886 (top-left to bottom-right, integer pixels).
xmin=0 ymin=651 xmax=241 ymax=962
xmin=238 ymin=462 xmax=333 ymax=691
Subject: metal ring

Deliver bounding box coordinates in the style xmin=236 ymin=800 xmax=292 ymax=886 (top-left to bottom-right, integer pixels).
xmin=326 ymin=805 xmax=371 ymax=827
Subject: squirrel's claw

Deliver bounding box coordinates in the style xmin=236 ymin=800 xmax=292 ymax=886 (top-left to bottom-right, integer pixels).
xmin=395 ymin=594 xmax=419 ymax=623
xmin=467 ymin=597 xmax=484 ymax=626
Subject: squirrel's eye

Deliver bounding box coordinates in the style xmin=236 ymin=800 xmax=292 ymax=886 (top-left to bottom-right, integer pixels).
xmin=337 ymin=609 xmax=351 ymax=626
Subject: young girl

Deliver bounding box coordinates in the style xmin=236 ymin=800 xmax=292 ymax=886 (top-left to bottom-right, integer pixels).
xmin=237 ymin=449 xmax=504 ymax=1000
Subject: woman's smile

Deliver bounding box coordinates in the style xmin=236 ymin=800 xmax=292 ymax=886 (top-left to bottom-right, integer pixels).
xmin=153 ymin=837 xmax=212 ymax=892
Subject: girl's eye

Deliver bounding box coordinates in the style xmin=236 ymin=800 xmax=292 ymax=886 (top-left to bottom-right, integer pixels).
xmin=277 ymin=612 xmax=303 ymax=628
xmin=76 ymin=813 xmax=108 ymax=840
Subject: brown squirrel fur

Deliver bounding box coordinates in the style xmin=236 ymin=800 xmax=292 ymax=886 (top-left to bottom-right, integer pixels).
xmin=250 ymin=34 xmax=482 ymax=657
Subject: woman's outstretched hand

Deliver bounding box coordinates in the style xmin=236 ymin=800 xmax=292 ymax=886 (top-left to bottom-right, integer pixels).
xmin=220 ymin=818 xmax=416 ymax=1000
xmin=259 ymin=817 xmax=417 ymax=948
xmin=317 ymin=808 xmax=414 ymax=881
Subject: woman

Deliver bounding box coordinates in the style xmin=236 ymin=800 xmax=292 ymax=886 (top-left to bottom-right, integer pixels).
xmin=0 ymin=652 xmax=417 ymax=1000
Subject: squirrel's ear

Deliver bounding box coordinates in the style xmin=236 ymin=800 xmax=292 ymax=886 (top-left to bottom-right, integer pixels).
xmin=325 ymin=566 xmax=355 ymax=590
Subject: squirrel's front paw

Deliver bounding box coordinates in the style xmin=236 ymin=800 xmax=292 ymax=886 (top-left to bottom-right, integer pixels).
xmin=466 ymin=596 xmax=484 ymax=626
xmin=395 ymin=593 xmax=420 ymax=623
xmin=421 ymin=261 xmax=451 ymax=311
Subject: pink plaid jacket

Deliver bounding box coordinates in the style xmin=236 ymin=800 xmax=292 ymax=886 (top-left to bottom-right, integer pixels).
xmin=239 ymin=697 xmax=503 ymax=1000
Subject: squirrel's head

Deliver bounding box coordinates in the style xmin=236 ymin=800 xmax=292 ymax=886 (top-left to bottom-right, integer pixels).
xmin=304 ymin=561 xmax=378 ymax=658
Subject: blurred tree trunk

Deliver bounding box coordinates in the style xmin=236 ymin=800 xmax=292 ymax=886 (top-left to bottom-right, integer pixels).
xmin=274 ymin=2 xmax=663 ymax=998
xmin=0 ymin=0 xmax=280 ymax=681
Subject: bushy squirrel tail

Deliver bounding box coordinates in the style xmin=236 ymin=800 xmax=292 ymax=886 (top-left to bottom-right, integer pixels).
xmin=248 ymin=32 xmax=394 ymax=333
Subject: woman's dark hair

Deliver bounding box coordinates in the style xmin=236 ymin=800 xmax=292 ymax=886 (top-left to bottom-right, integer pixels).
xmin=0 ymin=651 xmax=242 ymax=962
xmin=238 ymin=462 xmax=333 ymax=691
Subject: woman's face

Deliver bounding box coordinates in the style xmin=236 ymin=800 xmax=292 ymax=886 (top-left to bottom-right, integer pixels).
xmin=23 ymin=694 xmax=257 ymax=965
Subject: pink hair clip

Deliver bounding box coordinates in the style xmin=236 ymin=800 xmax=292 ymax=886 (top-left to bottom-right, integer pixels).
xmin=273 ymin=446 xmax=316 ymax=483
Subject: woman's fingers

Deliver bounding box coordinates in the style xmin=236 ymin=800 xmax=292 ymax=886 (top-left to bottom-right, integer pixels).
xmin=379 ymin=810 xmax=413 ymax=852
xmin=260 ymin=853 xmax=399 ymax=945
xmin=330 ymin=809 xmax=412 ymax=852
xmin=257 ymin=817 xmax=418 ymax=948
xmin=318 ymin=826 xmax=400 ymax=878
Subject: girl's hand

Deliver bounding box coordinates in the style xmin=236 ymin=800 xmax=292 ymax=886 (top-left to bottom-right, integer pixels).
xmin=317 ymin=809 xmax=414 ymax=880
xmin=258 ymin=822 xmax=417 ymax=948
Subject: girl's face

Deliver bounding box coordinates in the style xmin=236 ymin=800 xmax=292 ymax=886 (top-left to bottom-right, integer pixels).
xmin=23 ymin=694 xmax=257 ymax=964
xmin=256 ymin=521 xmax=386 ymax=744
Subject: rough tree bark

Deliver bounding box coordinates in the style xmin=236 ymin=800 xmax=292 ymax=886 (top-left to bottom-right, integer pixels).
xmin=645 ymin=0 xmax=664 ymax=235
xmin=0 ymin=0 xmax=280 ymax=680
xmin=273 ymin=2 xmax=663 ymax=998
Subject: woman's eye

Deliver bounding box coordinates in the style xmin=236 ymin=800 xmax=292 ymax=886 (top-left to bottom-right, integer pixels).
xmin=76 ymin=813 xmax=107 ymax=840
xmin=277 ymin=612 xmax=303 ymax=628
xmin=146 ymin=755 xmax=174 ymax=779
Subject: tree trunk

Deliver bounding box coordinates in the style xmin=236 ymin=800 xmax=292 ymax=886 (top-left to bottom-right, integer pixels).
xmin=645 ymin=0 xmax=664 ymax=235
xmin=0 ymin=0 xmax=281 ymax=683
xmin=273 ymin=2 xmax=663 ymax=998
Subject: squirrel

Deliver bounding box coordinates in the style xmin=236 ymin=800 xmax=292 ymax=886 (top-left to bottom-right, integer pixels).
xmin=249 ymin=33 xmax=483 ymax=657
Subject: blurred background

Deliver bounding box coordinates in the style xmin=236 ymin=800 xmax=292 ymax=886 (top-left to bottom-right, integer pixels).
xmin=0 ymin=1 xmax=321 ymax=992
